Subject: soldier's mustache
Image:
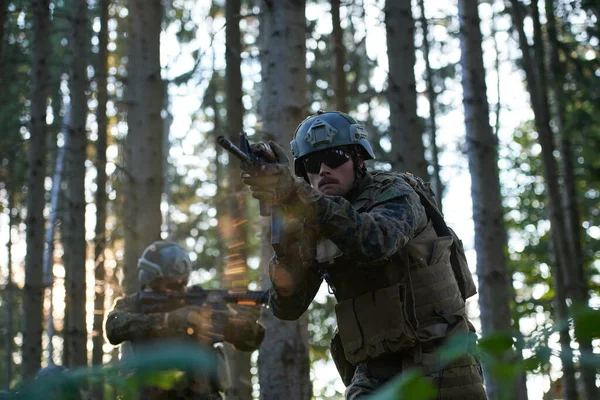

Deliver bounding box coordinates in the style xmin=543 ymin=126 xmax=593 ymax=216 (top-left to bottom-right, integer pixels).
xmin=319 ymin=177 xmax=339 ymax=187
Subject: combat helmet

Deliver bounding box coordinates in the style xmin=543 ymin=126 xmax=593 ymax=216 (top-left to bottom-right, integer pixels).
xmin=290 ymin=110 xmax=376 ymax=177
xmin=137 ymin=241 xmax=192 ymax=287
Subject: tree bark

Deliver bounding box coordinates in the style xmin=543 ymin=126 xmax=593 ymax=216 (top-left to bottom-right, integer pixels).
xmin=384 ymin=0 xmax=429 ymax=180
xmin=508 ymin=2 xmax=578 ymax=399
xmin=331 ymin=0 xmax=347 ymax=113
xmin=543 ymin=1 xmax=596 ymax=398
xmin=224 ymin=1 xmax=253 ymax=398
xmin=64 ymin=0 xmax=89 ymax=369
xmin=23 ymin=0 xmax=50 ymax=379
xmin=0 ymin=0 xmax=8 ymax=78
xmin=417 ymin=0 xmax=443 ymax=207
xmin=44 ymin=105 xmax=69 ymax=364
xmin=124 ymin=0 xmax=164 ymax=295
xmin=5 ymin=158 xmax=15 ymax=388
xmin=92 ymin=0 xmax=109 ymax=397
xmin=257 ymin=1 xmax=311 ymax=399
xmin=458 ymin=2 xmax=528 ymax=399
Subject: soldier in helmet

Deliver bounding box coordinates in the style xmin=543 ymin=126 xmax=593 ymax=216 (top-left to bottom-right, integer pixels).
xmin=241 ymin=111 xmax=487 ymax=399
xmin=105 ymin=241 xmax=265 ymax=400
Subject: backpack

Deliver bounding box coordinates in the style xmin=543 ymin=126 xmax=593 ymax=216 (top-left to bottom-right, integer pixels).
xmin=399 ymin=172 xmax=477 ymax=301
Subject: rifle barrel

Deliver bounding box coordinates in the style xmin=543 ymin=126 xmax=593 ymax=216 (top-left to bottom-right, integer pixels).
xmin=217 ymin=136 xmax=252 ymax=164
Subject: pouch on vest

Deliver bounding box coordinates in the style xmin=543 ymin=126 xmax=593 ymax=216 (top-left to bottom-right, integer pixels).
xmin=335 ymin=283 xmax=416 ymax=365
xmin=399 ymin=173 xmax=477 ymax=301
xmin=330 ymin=329 xmax=356 ymax=386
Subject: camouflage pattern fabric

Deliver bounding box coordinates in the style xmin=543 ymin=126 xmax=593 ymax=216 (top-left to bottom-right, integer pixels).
xmin=267 ymin=171 xmax=487 ymax=399
xmin=106 ymin=294 xmax=263 ymax=400
xmin=346 ymin=358 xmax=487 ymax=400
xmin=268 ymin=172 xmax=428 ymax=318
xmin=105 ymin=293 xmax=168 ymax=344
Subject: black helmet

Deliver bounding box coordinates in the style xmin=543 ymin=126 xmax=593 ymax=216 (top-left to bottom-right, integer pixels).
xmin=290 ymin=111 xmax=376 ymax=177
xmin=137 ymin=241 xmax=192 ymax=287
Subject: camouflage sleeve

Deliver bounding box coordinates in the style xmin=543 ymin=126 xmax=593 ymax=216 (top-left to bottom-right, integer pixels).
xmin=291 ymin=179 xmax=427 ymax=263
xmin=267 ymin=256 xmax=323 ymax=321
xmin=105 ymin=294 xmax=165 ymax=345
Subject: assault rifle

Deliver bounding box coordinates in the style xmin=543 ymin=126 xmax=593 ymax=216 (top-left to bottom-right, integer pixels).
xmin=139 ymin=285 xmax=269 ymax=314
xmin=217 ymin=132 xmax=285 ymax=256
xmin=139 ymin=286 xmax=268 ymax=343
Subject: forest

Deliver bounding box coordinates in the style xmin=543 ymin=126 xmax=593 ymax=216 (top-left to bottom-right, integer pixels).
xmin=0 ymin=0 xmax=598 ymax=399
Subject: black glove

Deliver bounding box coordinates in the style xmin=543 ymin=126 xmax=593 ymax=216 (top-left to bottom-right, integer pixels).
xmin=241 ymin=141 xmax=302 ymax=204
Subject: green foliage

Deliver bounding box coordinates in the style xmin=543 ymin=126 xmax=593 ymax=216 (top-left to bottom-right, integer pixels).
xmin=5 ymin=341 xmax=217 ymax=399
xmin=369 ymin=368 xmax=436 ymax=400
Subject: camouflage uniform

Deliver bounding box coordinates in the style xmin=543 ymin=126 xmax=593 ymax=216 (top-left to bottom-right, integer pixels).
xmin=267 ymin=171 xmax=487 ymax=399
xmin=240 ymin=111 xmax=486 ymax=399
xmin=106 ymin=293 xmax=264 ymax=400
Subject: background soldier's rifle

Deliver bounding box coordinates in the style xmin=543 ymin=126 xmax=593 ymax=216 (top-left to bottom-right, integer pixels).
xmin=217 ymin=132 xmax=285 ymax=256
xmin=139 ymin=286 xmax=269 ymax=314
xmin=139 ymin=286 xmax=268 ymax=342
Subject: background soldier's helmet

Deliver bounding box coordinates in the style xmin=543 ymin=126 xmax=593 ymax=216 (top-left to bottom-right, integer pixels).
xmin=137 ymin=241 xmax=192 ymax=286
xmin=290 ymin=110 xmax=376 ymax=177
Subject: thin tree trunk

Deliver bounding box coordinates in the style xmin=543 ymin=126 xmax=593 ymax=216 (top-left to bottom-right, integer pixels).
xmin=458 ymin=3 xmax=528 ymax=399
xmin=5 ymin=162 xmax=15 ymax=388
xmin=384 ymin=0 xmax=429 ymax=180
xmin=0 ymin=0 xmax=8 ymax=78
xmin=491 ymin=10 xmax=501 ymax=137
xmin=162 ymin=78 xmax=173 ymax=239
xmin=23 ymin=0 xmax=51 ymax=379
xmin=508 ymin=2 xmax=578 ymax=399
xmin=224 ymin=1 xmax=253 ymax=397
xmin=417 ymin=0 xmax=443 ymax=207
xmin=65 ymin=0 xmax=89 ymax=369
xmin=92 ymin=0 xmax=109 ymax=398
xmin=44 ymin=106 xmax=69 ymax=363
xmin=331 ymin=0 xmax=347 ymax=113
xmin=257 ymin=1 xmax=311 ymax=399
xmin=544 ymin=1 xmax=596 ymax=398
xmin=124 ymin=0 xmax=164 ymax=295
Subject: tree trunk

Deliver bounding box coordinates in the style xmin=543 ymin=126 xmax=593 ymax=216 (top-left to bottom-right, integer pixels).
xmin=23 ymin=0 xmax=50 ymax=379
xmin=417 ymin=0 xmax=443 ymax=207
xmin=5 ymin=159 xmax=15 ymax=388
xmin=508 ymin=2 xmax=578 ymax=399
xmin=44 ymin=105 xmax=69 ymax=364
xmin=458 ymin=2 xmax=527 ymax=399
xmin=92 ymin=0 xmax=109 ymax=397
xmin=124 ymin=0 xmax=164 ymax=295
xmin=543 ymin=1 xmax=596 ymax=398
xmin=257 ymin=1 xmax=311 ymax=399
xmin=384 ymin=0 xmax=429 ymax=180
xmin=224 ymin=1 xmax=253 ymax=398
xmin=64 ymin=0 xmax=89 ymax=369
xmin=331 ymin=0 xmax=347 ymax=113
xmin=0 ymin=0 xmax=8 ymax=77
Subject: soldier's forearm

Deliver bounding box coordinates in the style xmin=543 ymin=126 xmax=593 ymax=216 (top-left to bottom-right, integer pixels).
xmin=106 ymin=312 xmax=165 ymax=344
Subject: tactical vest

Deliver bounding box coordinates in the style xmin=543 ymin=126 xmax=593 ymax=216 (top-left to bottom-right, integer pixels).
xmin=321 ymin=171 xmax=467 ymax=368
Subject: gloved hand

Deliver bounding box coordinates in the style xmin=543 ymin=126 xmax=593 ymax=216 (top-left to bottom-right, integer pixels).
xmin=224 ymin=305 xmax=265 ymax=351
xmin=164 ymin=305 xmax=207 ymax=335
xmin=241 ymin=141 xmax=302 ymax=204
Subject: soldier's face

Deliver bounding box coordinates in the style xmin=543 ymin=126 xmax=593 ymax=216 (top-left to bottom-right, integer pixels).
xmin=305 ymin=148 xmax=362 ymax=197
xmin=151 ymin=277 xmax=187 ymax=293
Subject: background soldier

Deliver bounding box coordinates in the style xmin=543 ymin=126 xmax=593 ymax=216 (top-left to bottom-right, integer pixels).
xmin=241 ymin=111 xmax=487 ymax=399
xmin=105 ymin=241 xmax=265 ymax=400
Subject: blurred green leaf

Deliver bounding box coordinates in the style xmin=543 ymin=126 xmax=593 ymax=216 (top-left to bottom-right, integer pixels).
xmin=478 ymin=332 xmax=514 ymax=358
xmin=368 ymin=368 xmax=437 ymax=400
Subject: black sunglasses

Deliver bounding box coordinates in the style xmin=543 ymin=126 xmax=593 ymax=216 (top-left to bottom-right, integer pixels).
xmin=303 ymin=148 xmax=351 ymax=174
